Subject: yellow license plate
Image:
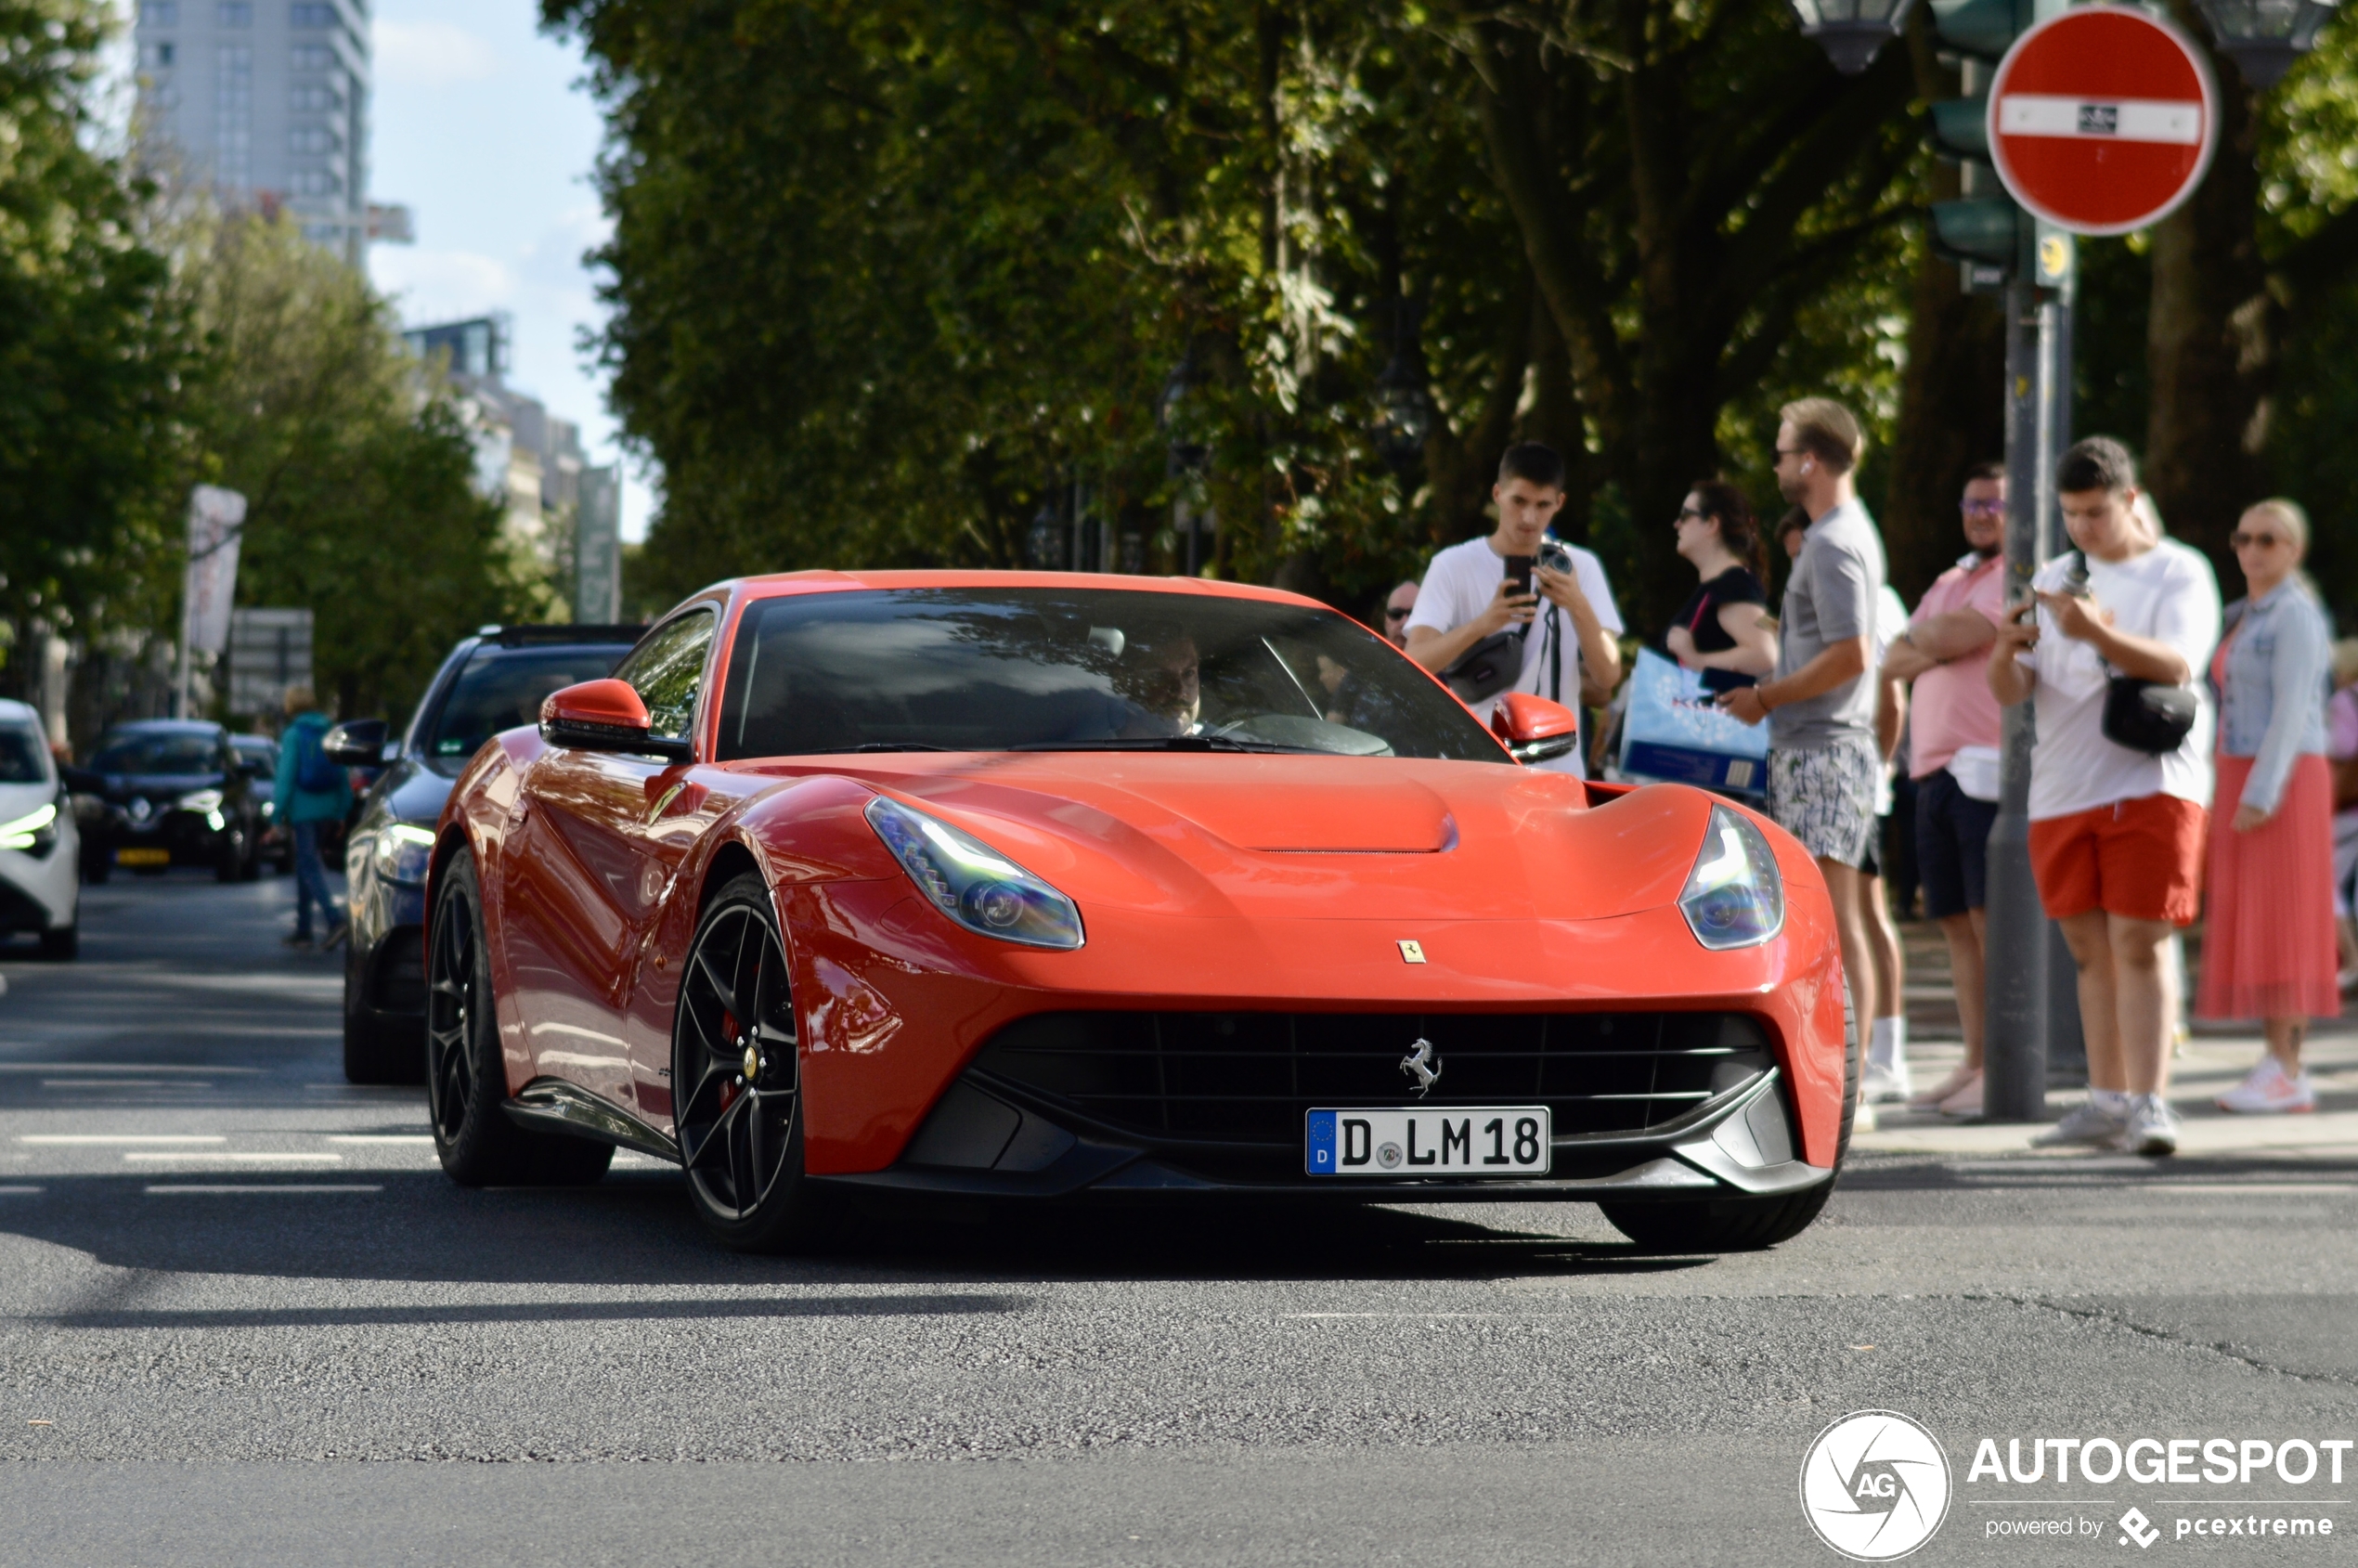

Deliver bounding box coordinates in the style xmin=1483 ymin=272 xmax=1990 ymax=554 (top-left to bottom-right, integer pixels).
xmin=114 ymin=847 xmax=171 ymax=866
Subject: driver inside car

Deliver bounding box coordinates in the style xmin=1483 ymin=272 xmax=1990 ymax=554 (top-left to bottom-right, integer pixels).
xmin=1115 ymin=631 xmax=1203 ymax=738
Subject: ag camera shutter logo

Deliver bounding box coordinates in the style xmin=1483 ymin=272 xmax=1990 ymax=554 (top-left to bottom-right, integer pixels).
xmin=1800 ymin=1410 xmax=1952 ymax=1561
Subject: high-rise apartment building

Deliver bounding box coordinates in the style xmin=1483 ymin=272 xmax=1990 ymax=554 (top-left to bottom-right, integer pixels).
xmin=131 ymin=0 xmax=375 ymax=261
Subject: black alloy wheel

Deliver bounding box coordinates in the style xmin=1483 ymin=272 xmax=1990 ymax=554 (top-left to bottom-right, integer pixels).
xmin=1600 ymin=978 xmax=1857 ymax=1253
xmin=673 ymin=872 xmax=831 ymax=1251
xmin=426 ymin=849 xmax=611 ymax=1187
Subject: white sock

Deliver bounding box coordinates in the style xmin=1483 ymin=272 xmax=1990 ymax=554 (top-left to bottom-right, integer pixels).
xmin=1884 ymin=1016 xmax=1908 ymax=1068
xmin=1867 ymin=1017 xmax=1895 ymax=1069
xmin=2091 ymin=1088 xmax=2131 ymax=1115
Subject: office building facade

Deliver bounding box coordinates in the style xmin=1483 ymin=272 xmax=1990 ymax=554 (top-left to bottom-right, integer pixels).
xmin=132 ymin=0 xmax=372 ymax=261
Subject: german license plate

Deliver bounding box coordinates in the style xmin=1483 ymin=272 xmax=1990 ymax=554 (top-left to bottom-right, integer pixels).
xmin=1305 ymin=1107 xmax=1551 ymax=1177
xmin=114 ymin=847 xmax=170 ymax=867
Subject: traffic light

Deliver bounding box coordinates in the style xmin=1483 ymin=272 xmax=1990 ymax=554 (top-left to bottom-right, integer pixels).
xmin=1926 ymin=0 xmax=2028 ymax=289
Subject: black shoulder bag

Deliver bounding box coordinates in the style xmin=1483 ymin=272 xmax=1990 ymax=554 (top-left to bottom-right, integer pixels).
xmin=2074 ymin=551 xmax=2198 ymax=756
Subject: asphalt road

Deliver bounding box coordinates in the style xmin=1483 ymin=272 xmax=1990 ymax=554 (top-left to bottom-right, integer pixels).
xmin=1 ymin=874 xmax=2353 ymax=1566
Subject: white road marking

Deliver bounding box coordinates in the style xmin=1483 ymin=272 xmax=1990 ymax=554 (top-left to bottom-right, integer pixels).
xmin=2140 ymin=1183 xmax=2355 ymax=1195
xmin=144 ymin=1184 xmax=382 ymax=1194
xmin=19 ymin=1134 xmax=227 ymax=1145
xmin=0 ymin=1064 xmax=254 ymax=1075
xmin=325 ymin=1134 xmax=434 ymax=1145
xmin=42 ymin=1080 xmax=214 ymax=1090
xmin=123 ymin=1152 xmax=343 ymax=1164
xmin=0 ymin=1186 xmax=42 ymax=1196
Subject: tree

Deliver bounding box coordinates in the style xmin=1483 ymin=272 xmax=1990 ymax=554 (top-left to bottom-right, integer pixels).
xmin=0 ymin=0 xmax=193 ymax=696
xmin=176 ymin=214 xmax=528 ymax=719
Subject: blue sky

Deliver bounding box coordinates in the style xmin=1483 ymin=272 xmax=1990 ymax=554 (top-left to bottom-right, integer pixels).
xmin=361 ymin=0 xmax=654 ymax=539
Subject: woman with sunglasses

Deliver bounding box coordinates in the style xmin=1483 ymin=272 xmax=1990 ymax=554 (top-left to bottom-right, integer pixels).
xmin=2199 ymin=499 xmax=2338 ymax=1113
xmin=1665 ymin=480 xmax=1778 ymax=690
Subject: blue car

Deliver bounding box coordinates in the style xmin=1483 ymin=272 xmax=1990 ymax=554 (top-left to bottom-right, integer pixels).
xmin=334 ymin=624 xmax=644 ymax=1083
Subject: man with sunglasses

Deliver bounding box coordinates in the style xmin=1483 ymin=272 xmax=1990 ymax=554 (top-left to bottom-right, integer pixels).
xmin=1380 ymin=580 xmax=1419 ymax=649
xmin=1880 ymin=461 xmax=2009 ymax=1116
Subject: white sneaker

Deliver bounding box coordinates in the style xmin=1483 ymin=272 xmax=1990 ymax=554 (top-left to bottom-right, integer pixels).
xmin=1936 ymin=1070 xmax=1984 ymax=1118
xmin=2216 ymin=1059 xmax=2317 ymax=1115
xmin=2124 ymin=1094 xmax=2180 ymax=1158
xmin=1908 ymin=1066 xmax=1978 ymax=1110
xmin=1862 ymin=1061 xmax=1912 ymax=1105
xmin=2030 ymin=1100 xmax=2127 ymax=1149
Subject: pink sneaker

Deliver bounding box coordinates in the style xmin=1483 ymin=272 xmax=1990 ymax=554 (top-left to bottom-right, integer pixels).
xmin=2216 ymin=1059 xmax=2316 ymax=1115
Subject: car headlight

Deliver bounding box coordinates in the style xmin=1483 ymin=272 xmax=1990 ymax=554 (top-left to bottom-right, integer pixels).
xmin=1678 ymin=804 xmax=1784 ymax=951
xmin=371 ymin=823 xmax=436 ymax=886
xmin=175 ymin=788 xmax=224 ymax=814
xmin=0 ymin=802 xmax=58 ymax=854
xmin=864 ymin=796 xmax=1084 ymax=951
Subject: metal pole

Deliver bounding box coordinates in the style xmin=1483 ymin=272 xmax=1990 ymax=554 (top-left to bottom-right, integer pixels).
xmin=2041 ymin=291 xmax=2089 ymax=1088
xmin=1983 ymin=279 xmax=2051 ymax=1122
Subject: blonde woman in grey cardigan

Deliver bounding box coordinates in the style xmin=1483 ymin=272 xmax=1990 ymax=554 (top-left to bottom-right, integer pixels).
xmin=2198 ymin=499 xmax=2338 ymax=1113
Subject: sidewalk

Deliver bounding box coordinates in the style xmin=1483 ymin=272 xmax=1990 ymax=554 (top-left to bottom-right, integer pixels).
xmin=1853 ymin=919 xmax=2358 ymax=1160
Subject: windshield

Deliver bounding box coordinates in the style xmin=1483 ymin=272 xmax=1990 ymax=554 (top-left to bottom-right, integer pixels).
xmin=715 ymin=588 xmax=1507 ymax=763
xmin=0 ymin=725 xmax=48 ymax=784
xmin=425 ymin=645 xmax=631 ymax=774
xmin=92 ymin=732 xmax=221 ymax=775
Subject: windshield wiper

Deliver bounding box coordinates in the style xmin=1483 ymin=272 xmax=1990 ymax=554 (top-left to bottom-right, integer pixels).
xmin=1010 ymin=735 xmax=1311 ymax=755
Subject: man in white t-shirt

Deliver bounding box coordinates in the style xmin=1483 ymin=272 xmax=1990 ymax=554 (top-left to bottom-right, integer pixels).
xmin=1989 ymin=436 xmax=2222 ymax=1158
xmin=1403 ymin=443 xmax=1625 ymax=777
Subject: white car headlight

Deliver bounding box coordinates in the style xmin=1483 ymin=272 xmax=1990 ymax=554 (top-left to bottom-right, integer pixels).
xmin=865 ymin=796 xmax=1084 ymax=951
xmin=371 ymin=823 xmax=436 ymax=886
xmin=175 ymin=788 xmax=224 ymax=814
xmin=0 ymin=801 xmax=58 ymax=851
xmin=1678 ymin=804 xmax=1785 ymax=951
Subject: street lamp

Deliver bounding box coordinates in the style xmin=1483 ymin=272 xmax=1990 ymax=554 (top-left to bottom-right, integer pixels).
xmin=1371 ymin=298 xmax=1433 ymax=477
xmin=1786 ymin=0 xmax=1922 ymax=73
xmin=2193 ymin=0 xmax=2339 ymax=87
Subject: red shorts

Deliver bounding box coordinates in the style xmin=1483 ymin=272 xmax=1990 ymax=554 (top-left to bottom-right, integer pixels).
xmin=2028 ymin=794 xmax=2207 ymax=927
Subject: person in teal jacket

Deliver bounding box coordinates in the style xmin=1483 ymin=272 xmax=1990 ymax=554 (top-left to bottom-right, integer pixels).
xmin=273 ymin=685 xmax=354 ymax=948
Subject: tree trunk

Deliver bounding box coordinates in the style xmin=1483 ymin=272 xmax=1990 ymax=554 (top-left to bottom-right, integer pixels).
xmin=1884 ymin=22 xmax=2007 ymax=603
xmin=2144 ymin=1 xmax=2271 ymax=571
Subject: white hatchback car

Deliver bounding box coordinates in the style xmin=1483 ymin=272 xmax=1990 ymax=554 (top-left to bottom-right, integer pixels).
xmin=0 ymin=698 xmax=78 ymax=958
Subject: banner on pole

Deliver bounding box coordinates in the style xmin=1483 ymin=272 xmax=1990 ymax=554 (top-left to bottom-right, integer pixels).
xmin=184 ymin=486 xmax=247 ymax=655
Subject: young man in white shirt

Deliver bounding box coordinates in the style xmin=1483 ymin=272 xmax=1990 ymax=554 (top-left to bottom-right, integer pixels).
xmin=1988 ymin=436 xmax=2222 ymax=1157
xmin=1403 ymin=443 xmax=1624 ymax=776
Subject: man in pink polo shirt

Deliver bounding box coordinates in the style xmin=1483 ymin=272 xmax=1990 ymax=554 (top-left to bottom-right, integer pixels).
xmin=1882 ymin=461 xmax=2008 ymax=1115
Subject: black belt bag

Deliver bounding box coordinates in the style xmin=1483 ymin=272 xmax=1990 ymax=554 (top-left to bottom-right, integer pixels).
xmin=1442 ymin=629 xmax=1522 ymax=705
xmin=2102 ymin=675 xmax=2197 ymax=755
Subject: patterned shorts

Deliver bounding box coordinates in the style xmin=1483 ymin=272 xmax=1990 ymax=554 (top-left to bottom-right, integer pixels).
xmin=1768 ymin=737 xmax=1882 ymax=868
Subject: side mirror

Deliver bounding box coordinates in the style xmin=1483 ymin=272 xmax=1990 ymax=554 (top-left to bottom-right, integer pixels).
xmin=322 ymin=719 xmax=390 ymax=768
xmin=1492 ymin=692 xmax=1579 ymax=765
xmin=539 ymin=679 xmax=693 ymax=763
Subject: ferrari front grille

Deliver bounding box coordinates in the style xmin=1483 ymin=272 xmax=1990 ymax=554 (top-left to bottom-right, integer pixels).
xmin=969 ymin=1009 xmax=1776 ymax=1147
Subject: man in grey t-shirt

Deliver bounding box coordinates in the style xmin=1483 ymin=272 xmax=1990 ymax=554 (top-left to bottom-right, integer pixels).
xmin=1718 ymin=397 xmax=1888 ymax=1059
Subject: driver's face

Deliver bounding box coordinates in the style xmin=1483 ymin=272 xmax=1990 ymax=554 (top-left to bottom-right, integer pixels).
xmin=1139 ymin=641 xmax=1200 ymax=725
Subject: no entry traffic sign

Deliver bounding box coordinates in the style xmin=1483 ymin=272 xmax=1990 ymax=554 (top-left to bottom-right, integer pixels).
xmin=1987 ymin=5 xmax=2219 ymax=237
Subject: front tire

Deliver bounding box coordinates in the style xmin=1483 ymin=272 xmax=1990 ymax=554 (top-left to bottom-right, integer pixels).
xmin=1600 ymin=978 xmax=1859 ymax=1253
xmin=673 ymin=872 xmax=832 ymax=1251
xmin=426 ymin=849 xmax=612 ymax=1186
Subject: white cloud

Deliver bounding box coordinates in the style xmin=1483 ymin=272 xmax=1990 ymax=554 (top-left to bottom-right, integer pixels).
xmin=369 ymin=248 xmax=516 ymax=324
xmin=372 ymin=19 xmax=498 ymax=88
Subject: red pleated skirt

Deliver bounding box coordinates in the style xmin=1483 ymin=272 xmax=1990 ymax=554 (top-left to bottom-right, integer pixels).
xmin=2196 ymin=752 xmax=2342 ymax=1020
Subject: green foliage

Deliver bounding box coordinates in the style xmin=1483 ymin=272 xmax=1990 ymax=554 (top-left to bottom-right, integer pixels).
xmin=0 ymin=0 xmax=193 ymax=654
xmin=178 ymin=215 xmax=529 ymax=719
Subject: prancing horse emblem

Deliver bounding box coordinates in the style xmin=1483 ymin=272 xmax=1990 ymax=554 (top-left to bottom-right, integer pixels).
xmin=1399 ymin=1038 xmax=1442 ymax=1098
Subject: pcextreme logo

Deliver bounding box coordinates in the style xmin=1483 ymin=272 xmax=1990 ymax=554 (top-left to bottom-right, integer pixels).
xmin=1800 ymin=1410 xmax=1954 ymax=1562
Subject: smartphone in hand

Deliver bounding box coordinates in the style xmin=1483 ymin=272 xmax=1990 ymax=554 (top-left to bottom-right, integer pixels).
xmin=1504 ymin=554 xmax=1535 ymax=597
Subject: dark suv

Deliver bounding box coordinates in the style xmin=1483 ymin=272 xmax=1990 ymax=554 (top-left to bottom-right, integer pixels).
xmin=69 ymin=721 xmax=265 ymax=882
xmin=334 ymin=625 xmax=644 ymax=1082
